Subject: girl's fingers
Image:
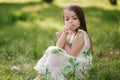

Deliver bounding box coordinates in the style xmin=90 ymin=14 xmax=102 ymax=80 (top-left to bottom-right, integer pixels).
xmin=63 ymin=25 xmax=70 ymax=35
xmin=64 ymin=28 xmax=70 ymax=34
xmin=56 ymin=32 xmax=62 ymax=39
xmin=64 ymin=26 xmax=70 ymax=31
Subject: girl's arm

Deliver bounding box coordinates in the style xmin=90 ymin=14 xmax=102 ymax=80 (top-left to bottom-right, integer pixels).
xmin=56 ymin=32 xmax=67 ymax=49
xmin=64 ymin=32 xmax=84 ymax=57
xmin=56 ymin=25 xmax=70 ymax=48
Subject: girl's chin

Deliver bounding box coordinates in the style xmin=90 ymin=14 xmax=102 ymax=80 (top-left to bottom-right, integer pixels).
xmin=69 ymin=30 xmax=76 ymax=33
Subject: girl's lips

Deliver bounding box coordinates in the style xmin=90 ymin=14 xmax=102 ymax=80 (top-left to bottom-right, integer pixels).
xmin=69 ymin=25 xmax=74 ymax=28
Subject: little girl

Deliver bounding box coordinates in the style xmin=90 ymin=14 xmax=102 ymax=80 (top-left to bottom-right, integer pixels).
xmin=34 ymin=5 xmax=93 ymax=80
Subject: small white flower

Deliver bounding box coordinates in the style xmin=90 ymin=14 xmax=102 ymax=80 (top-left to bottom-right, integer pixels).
xmin=11 ymin=66 xmax=20 ymax=71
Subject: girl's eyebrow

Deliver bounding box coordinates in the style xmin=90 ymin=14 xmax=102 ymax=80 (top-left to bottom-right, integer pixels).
xmin=64 ymin=16 xmax=69 ymax=18
xmin=64 ymin=15 xmax=77 ymax=18
xmin=72 ymin=15 xmax=77 ymax=17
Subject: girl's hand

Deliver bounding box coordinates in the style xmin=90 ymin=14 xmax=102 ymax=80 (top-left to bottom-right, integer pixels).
xmin=63 ymin=25 xmax=71 ymax=35
xmin=56 ymin=31 xmax=62 ymax=39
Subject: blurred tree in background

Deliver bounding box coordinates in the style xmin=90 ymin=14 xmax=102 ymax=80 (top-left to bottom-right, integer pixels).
xmin=42 ymin=0 xmax=54 ymax=3
xmin=109 ymin=0 xmax=117 ymax=5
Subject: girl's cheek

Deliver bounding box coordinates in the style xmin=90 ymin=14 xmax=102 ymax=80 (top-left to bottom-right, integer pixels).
xmin=65 ymin=22 xmax=68 ymax=26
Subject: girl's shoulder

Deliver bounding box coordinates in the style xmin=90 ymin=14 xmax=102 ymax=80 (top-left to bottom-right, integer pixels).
xmin=77 ymin=29 xmax=89 ymax=39
xmin=77 ymin=29 xmax=86 ymax=34
xmin=74 ymin=30 xmax=84 ymax=41
xmin=75 ymin=29 xmax=85 ymax=37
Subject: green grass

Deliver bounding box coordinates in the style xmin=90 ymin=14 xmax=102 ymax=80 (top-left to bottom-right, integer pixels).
xmin=0 ymin=0 xmax=120 ymax=80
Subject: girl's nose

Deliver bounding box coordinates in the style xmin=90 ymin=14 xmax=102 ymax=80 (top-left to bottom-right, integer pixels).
xmin=69 ymin=19 xmax=73 ymax=23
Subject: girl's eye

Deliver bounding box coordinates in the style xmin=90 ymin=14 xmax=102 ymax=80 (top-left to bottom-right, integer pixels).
xmin=65 ymin=19 xmax=69 ymax=21
xmin=73 ymin=18 xmax=77 ymax=20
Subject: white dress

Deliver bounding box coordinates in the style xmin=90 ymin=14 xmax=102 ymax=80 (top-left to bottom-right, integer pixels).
xmin=34 ymin=29 xmax=93 ymax=80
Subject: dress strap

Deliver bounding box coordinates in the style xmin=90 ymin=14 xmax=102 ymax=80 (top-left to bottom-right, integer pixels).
xmin=77 ymin=29 xmax=90 ymax=47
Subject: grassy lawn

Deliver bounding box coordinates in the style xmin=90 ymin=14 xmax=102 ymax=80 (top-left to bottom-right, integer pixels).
xmin=0 ymin=0 xmax=120 ymax=80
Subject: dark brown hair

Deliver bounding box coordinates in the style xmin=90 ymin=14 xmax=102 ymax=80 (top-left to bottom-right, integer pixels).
xmin=63 ymin=5 xmax=87 ymax=32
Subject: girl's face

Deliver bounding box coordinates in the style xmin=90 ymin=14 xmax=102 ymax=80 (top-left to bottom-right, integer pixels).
xmin=64 ymin=10 xmax=80 ymax=31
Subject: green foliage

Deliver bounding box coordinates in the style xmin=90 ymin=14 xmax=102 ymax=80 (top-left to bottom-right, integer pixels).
xmin=0 ymin=11 xmax=33 ymax=26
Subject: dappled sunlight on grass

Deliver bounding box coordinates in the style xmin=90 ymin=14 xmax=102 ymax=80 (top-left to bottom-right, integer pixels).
xmin=16 ymin=21 xmax=32 ymax=28
xmin=21 ymin=3 xmax=50 ymax=12
xmin=35 ymin=18 xmax=63 ymax=29
xmin=0 ymin=0 xmax=40 ymax=3
xmin=15 ymin=16 xmax=62 ymax=30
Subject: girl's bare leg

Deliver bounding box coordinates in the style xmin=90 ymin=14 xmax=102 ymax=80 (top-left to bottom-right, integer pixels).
xmin=33 ymin=74 xmax=42 ymax=80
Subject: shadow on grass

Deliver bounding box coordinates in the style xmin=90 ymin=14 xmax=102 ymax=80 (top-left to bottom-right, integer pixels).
xmin=0 ymin=1 xmax=42 ymax=8
xmin=84 ymin=7 xmax=120 ymax=28
xmin=0 ymin=2 xmax=120 ymax=27
xmin=0 ymin=2 xmax=63 ymax=26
